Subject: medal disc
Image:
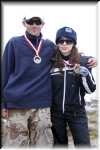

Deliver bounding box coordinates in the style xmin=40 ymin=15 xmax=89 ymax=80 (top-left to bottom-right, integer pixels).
xmin=33 ymin=56 xmax=41 ymax=64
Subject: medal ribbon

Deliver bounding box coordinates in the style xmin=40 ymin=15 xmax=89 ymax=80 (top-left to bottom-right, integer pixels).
xmin=24 ymin=34 xmax=43 ymax=56
xmin=63 ymin=60 xmax=74 ymax=67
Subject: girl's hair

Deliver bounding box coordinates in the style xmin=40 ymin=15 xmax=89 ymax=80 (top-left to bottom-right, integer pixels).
xmin=52 ymin=45 xmax=80 ymax=71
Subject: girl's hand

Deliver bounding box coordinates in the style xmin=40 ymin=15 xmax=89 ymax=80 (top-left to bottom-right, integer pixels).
xmin=74 ymin=64 xmax=89 ymax=77
xmin=73 ymin=64 xmax=80 ymax=74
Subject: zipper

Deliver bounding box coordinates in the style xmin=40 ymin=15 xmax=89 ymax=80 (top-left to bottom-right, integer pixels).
xmin=62 ymin=64 xmax=67 ymax=113
xmin=79 ymin=87 xmax=81 ymax=105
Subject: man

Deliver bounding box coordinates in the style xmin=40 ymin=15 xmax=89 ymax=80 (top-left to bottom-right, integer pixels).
xmin=1 ymin=16 xmax=55 ymax=147
xmin=1 ymin=16 xmax=97 ymax=147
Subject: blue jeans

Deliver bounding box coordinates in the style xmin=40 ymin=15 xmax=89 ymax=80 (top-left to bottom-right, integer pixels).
xmin=51 ymin=107 xmax=90 ymax=147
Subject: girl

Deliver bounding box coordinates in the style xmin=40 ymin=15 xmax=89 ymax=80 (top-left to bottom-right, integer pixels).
xmin=50 ymin=26 xmax=96 ymax=147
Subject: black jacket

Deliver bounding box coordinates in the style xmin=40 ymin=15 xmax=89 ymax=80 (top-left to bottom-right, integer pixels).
xmin=50 ymin=55 xmax=96 ymax=113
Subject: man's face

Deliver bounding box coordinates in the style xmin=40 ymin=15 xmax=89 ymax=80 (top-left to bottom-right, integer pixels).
xmin=23 ymin=17 xmax=44 ymax=36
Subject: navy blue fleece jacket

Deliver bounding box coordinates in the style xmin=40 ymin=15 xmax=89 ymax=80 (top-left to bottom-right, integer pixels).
xmin=2 ymin=32 xmax=55 ymax=108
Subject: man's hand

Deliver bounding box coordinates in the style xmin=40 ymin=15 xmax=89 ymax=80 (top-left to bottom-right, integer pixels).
xmin=87 ymin=57 xmax=97 ymax=68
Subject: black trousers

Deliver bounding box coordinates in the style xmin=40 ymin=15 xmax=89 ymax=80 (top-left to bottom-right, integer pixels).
xmin=51 ymin=107 xmax=90 ymax=147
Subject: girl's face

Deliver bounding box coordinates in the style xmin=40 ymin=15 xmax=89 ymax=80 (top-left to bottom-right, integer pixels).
xmin=57 ymin=38 xmax=74 ymax=56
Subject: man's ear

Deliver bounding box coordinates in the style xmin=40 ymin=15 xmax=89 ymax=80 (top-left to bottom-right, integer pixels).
xmin=22 ymin=21 xmax=29 ymax=28
xmin=40 ymin=22 xmax=45 ymax=29
xmin=22 ymin=21 xmax=26 ymax=27
xmin=41 ymin=21 xmax=45 ymax=26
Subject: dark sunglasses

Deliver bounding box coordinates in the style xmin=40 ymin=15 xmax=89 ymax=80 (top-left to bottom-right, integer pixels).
xmin=26 ymin=18 xmax=42 ymax=25
xmin=58 ymin=39 xmax=74 ymax=45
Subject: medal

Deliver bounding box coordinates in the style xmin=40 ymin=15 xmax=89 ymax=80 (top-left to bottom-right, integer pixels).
xmin=33 ymin=55 xmax=41 ymax=64
xmin=24 ymin=34 xmax=43 ymax=64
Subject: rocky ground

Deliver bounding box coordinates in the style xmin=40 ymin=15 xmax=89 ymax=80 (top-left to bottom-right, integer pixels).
xmin=86 ymin=98 xmax=98 ymax=147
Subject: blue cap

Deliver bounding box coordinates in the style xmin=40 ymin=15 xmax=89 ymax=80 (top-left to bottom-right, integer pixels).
xmin=56 ymin=26 xmax=77 ymax=44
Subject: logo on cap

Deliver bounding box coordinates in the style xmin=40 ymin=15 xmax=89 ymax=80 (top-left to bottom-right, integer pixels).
xmin=65 ymin=27 xmax=72 ymax=33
